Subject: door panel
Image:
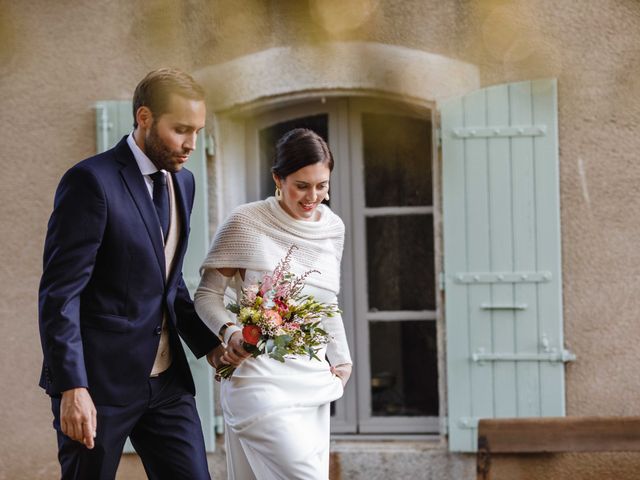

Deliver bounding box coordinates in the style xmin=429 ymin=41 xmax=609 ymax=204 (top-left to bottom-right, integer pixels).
xmin=247 ymin=97 xmax=438 ymax=435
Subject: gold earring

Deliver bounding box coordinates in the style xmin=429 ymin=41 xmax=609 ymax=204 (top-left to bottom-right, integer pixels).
xmin=275 ymin=186 xmax=282 ymax=200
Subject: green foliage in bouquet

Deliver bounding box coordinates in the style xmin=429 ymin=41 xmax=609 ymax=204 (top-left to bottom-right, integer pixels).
xmin=217 ymin=246 xmax=340 ymax=379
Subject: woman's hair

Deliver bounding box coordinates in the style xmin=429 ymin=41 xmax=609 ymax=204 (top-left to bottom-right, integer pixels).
xmin=132 ymin=67 xmax=205 ymax=128
xmin=271 ymin=128 xmax=334 ymax=179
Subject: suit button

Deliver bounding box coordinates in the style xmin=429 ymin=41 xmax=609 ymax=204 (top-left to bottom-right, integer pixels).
xmin=155 ymin=326 xmax=162 ymax=335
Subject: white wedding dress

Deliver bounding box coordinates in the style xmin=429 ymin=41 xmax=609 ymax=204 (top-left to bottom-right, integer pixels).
xmin=220 ymin=270 xmax=344 ymax=480
xmin=195 ymin=197 xmax=352 ymax=479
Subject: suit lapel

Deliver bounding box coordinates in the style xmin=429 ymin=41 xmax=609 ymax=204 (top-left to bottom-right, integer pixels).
xmin=168 ymin=170 xmax=191 ymax=286
xmin=114 ymin=138 xmax=167 ymax=281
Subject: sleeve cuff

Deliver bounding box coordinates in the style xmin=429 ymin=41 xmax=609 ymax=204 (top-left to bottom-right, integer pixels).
xmin=223 ymin=325 xmax=242 ymax=344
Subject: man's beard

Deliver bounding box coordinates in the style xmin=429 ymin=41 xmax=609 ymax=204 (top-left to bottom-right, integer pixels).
xmin=146 ymin=122 xmax=177 ymax=172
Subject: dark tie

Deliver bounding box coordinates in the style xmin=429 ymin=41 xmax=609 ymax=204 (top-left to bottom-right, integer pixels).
xmin=150 ymin=171 xmax=169 ymax=241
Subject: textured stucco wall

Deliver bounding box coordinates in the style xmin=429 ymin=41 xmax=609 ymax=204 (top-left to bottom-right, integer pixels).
xmin=2 ymin=0 xmax=640 ymax=479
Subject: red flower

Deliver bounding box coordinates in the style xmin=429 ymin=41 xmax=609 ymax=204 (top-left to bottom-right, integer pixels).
xmin=275 ymin=298 xmax=289 ymax=313
xmin=243 ymin=325 xmax=262 ymax=345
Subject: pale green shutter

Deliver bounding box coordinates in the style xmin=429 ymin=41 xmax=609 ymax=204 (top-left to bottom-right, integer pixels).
xmin=95 ymin=101 xmax=216 ymax=452
xmin=440 ymin=79 xmax=574 ymax=452
xmin=95 ymin=100 xmax=133 ymax=152
xmin=180 ymin=120 xmax=216 ymax=452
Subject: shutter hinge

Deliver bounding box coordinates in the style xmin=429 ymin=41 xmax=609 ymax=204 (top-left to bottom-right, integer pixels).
xmin=439 ymin=272 xmax=445 ymax=291
xmin=472 ymin=347 xmax=577 ymax=364
xmin=435 ymin=128 xmax=442 ymax=148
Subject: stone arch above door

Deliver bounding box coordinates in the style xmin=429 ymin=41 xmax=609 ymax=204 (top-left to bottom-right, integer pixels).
xmin=194 ymin=42 xmax=480 ymax=112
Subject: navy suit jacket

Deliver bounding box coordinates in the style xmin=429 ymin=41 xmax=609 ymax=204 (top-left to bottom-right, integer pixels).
xmin=38 ymin=136 xmax=220 ymax=405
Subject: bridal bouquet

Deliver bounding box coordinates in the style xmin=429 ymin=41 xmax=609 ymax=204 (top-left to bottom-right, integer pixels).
xmin=216 ymin=245 xmax=340 ymax=379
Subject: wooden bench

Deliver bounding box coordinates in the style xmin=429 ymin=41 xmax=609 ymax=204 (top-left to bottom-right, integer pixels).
xmin=477 ymin=416 xmax=640 ymax=480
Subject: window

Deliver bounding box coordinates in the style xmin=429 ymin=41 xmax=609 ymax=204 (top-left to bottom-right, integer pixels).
xmin=245 ymin=97 xmax=440 ymax=434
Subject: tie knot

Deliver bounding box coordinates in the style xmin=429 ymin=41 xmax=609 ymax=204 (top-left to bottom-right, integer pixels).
xmin=150 ymin=171 xmax=166 ymax=186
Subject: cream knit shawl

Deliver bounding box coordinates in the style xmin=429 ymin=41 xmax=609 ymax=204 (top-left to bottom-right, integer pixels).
xmin=200 ymin=197 xmax=345 ymax=294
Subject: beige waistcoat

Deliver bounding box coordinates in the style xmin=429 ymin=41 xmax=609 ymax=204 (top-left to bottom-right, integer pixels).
xmin=150 ymin=173 xmax=181 ymax=376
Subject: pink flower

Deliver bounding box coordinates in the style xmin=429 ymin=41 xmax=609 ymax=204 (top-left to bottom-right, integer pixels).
xmin=244 ymin=285 xmax=259 ymax=304
xmin=260 ymin=274 xmax=274 ymax=295
xmin=263 ymin=309 xmax=283 ymax=326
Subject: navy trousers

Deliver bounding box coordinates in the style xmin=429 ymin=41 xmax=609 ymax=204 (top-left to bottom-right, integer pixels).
xmin=51 ymin=364 xmax=211 ymax=480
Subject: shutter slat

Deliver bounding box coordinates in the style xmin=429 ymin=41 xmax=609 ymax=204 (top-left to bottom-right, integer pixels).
xmin=532 ymin=80 xmax=566 ymax=416
xmin=487 ymin=84 xmax=518 ymax=419
xmin=442 ymin=95 xmax=474 ymax=451
xmin=463 ymin=89 xmax=495 ymax=439
xmin=510 ymin=81 xmax=543 ymax=417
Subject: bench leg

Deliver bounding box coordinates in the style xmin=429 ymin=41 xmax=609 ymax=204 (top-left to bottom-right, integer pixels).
xmin=477 ymin=435 xmax=491 ymax=480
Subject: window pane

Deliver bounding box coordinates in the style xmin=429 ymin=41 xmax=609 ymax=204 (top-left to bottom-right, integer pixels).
xmin=367 ymin=215 xmax=435 ymax=311
xmin=362 ymin=113 xmax=432 ymax=207
xmin=370 ymin=321 xmax=438 ymax=417
xmin=258 ymin=115 xmax=328 ymax=199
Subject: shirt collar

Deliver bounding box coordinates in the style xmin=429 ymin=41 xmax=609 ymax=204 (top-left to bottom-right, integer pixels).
xmin=127 ymin=132 xmax=163 ymax=176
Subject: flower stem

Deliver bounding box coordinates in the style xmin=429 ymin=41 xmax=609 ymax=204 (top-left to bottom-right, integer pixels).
xmin=216 ymin=364 xmax=236 ymax=379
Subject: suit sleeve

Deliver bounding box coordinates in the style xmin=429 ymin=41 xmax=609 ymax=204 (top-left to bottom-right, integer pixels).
xmin=173 ymin=170 xmax=221 ymax=357
xmin=175 ymin=273 xmax=221 ymax=357
xmin=38 ymin=166 xmax=106 ymax=393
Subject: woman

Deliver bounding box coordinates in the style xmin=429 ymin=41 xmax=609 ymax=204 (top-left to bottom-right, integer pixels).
xmin=195 ymin=128 xmax=352 ymax=480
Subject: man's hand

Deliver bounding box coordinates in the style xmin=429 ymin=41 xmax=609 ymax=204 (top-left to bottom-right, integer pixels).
xmin=206 ymin=334 xmax=251 ymax=370
xmin=224 ymin=331 xmax=251 ymax=366
xmin=331 ymin=363 xmax=352 ymax=387
xmin=60 ymin=387 xmax=97 ymax=449
xmin=206 ymin=344 xmax=225 ymax=369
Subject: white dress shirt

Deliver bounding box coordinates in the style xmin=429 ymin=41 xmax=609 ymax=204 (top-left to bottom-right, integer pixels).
xmin=127 ymin=132 xmax=166 ymax=198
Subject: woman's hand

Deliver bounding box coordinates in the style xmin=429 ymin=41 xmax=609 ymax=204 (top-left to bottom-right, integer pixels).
xmin=223 ymin=331 xmax=252 ymax=366
xmin=331 ymin=363 xmax=352 ymax=387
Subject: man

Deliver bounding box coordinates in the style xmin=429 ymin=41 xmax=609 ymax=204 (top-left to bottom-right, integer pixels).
xmin=39 ymin=68 xmax=227 ymax=479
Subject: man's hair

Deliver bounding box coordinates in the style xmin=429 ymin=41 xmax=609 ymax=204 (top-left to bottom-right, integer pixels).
xmin=132 ymin=68 xmax=205 ymax=128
